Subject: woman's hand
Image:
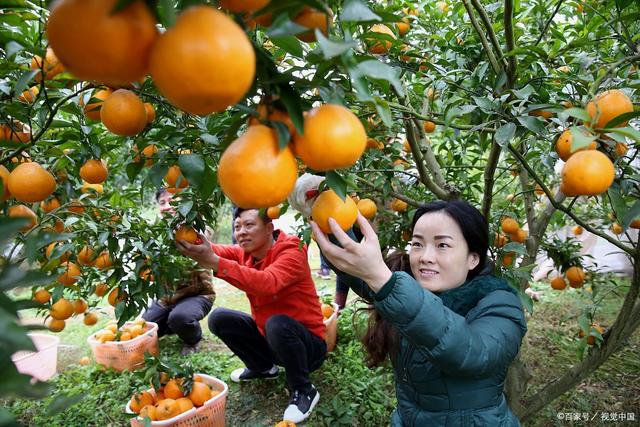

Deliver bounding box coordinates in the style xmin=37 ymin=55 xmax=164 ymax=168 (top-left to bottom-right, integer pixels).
xmin=175 ymin=233 xmax=219 ymax=272
xmin=311 ymin=213 xmax=392 ymax=292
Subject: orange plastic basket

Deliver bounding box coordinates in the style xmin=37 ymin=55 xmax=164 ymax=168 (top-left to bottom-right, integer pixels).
xmin=127 ymin=374 xmax=228 ymax=427
xmin=12 ymin=333 xmax=60 ymax=382
xmin=87 ymin=321 xmax=159 ymax=372
xmin=323 ymin=303 xmax=339 ymax=352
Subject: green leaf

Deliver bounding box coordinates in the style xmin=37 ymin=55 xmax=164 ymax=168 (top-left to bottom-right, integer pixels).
xmin=602 ymin=110 xmax=640 ymax=128
xmin=177 ymin=200 xmax=194 ymax=218
xmin=341 ymin=0 xmax=381 ymax=22
xmin=267 ymin=14 xmax=307 ymax=38
xmin=607 ymin=126 xmax=640 ymax=144
xmin=200 ymin=160 xmax=216 ymax=201
xmin=503 ymin=242 xmax=528 ymax=256
xmin=356 ymin=60 xmax=404 ymax=97
xmin=157 ymin=0 xmax=176 ymax=28
xmin=494 ymin=123 xmax=516 ymax=146
xmin=178 ymin=154 xmax=205 ymax=190
xmin=147 ymin=163 xmax=169 ymax=189
xmin=315 ymin=32 xmax=357 ymax=60
xmin=620 ymin=200 xmax=640 ymax=230
xmin=0 ymin=218 xmax=28 ymax=246
xmin=125 ymin=161 xmax=144 ymax=182
xmin=46 ymin=393 xmax=84 ymax=415
xmin=325 ymin=171 xmax=347 ymax=200
xmin=5 ymin=41 xmax=23 ymax=60
xmin=517 ymin=116 xmax=546 ymax=134
xmin=561 ymin=107 xmax=591 ymax=122
xmin=278 ymin=84 xmax=305 ymax=136
xmin=472 ymin=96 xmax=498 ymax=112
xmin=13 ymin=69 xmax=38 ymax=97
xmin=569 ymin=126 xmax=598 ymax=151
xmin=271 ymin=36 xmax=303 ymax=58
xmin=272 ymin=121 xmax=291 ymax=150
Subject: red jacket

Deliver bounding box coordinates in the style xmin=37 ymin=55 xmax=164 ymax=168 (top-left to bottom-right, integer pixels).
xmin=212 ymin=230 xmax=326 ymax=339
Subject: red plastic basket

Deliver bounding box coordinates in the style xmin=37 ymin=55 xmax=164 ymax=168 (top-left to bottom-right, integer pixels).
xmin=127 ymin=374 xmax=228 ymax=427
xmin=87 ymin=321 xmax=159 ymax=371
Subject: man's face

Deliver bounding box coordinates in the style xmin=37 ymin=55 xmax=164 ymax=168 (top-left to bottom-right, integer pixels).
xmin=157 ymin=191 xmax=175 ymax=216
xmin=233 ymin=210 xmax=273 ymax=253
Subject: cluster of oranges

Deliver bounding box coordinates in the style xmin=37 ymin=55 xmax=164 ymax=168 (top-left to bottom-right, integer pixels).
xmin=549 ymin=266 xmax=586 ymax=291
xmin=496 ymin=217 xmax=530 ymax=267
xmin=129 ymin=374 xmax=220 ymax=422
xmin=33 ymin=293 xmax=97 ymax=333
xmin=93 ymin=319 xmax=147 ymax=343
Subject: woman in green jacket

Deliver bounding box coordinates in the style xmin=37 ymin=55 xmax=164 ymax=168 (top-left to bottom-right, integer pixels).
xmin=311 ymin=200 xmax=527 ymax=426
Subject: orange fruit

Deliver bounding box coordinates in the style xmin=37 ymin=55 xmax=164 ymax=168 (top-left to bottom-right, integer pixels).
xmin=403 ymin=139 xmax=412 ymax=153
xmin=164 ymin=379 xmax=185 ymax=399
xmin=579 ymin=324 xmax=604 ymax=345
xmin=550 ymin=276 xmax=567 ymax=290
xmin=611 ymin=223 xmax=623 ymax=235
xmin=46 ymin=242 xmax=70 ymax=261
xmin=274 ymin=422 xmax=297 ymax=427
xmin=501 ymin=217 xmax=519 ymax=234
xmin=391 ymin=198 xmax=408 ymax=212
xmin=188 ymin=381 xmax=212 ymax=407
xmin=33 ymin=288 xmax=51 ymax=304
xmin=436 ymin=1 xmax=449 ymax=12
xmin=561 ymin=150 xmax=614 ymax=196
xmin=129 ymin=324 xmax=144 ymax=338
xmin=79 ymin=356 xmax=90 ymax=365
xmin=156 ymin=398 xmax=180 ymax=421
xmin=529 ymin=109 xmax=553 ymax=119
xmin=218 ymin=125 xmax=297 ymax=208
xmin=57 ymin=261 xmax=82 ymax=286
xmin=219 ymin=0 xmax=269 ymax=13
xmin=41 ymin=198 xmax=61 ymax=213
xmin=144 ymin=103 xmax=155 ymax=123
xmin=266 ymin=206 xmax=281 ymax=219
xmin=77 ymin=246 xmax=95 ymax=266
xmin=120 ymin=332 xmax=132 ymax=341
xmin=630 ymin=219 xmax=640 ymax=229
xmin=46 ymin=0 xmax=158 ymax=86
xmin=293 ymin=7 xmax=332 ymax=43
xmin=100 ymin=89 xmax=147 ymax=136
xmin=79 ymin=159 xmax=108 ymax=184
xmin=321 ymin=303 xmax=334 ymax=319
xmin=80 ymin=88 xmax=113 ymax=121
xmin=510 ymin=228 xmax=527 ymax=243
xmin=293 ymin=104 xmax=366 ymax=171
xmin=149 ymin=6 xmax=255 ymax=115
xmin=30 ymin=48 xmax=65 ymax=81
xmin=565 ymin=266 xmax=585 ymax=288
xmin=0 ymin=164 xmax=11 ymax=201
xmin=494 ymin=233 xmax=507 ymax=248
xmin=107 ymin=288 xmax=127 ymax=306
xmin=555 ymin=129 xmax=597 ymax=162
xmin=248 ymin=103 xmax=296 ymax=137
xmin=572 ymin=225 xmax=583 ymax=235
xmin=48 ymin=318 xmax=66 ymax=332
xmin=67 ymin=200 xmax=85 ymax=214
xmin=175 ymin=225 xmax=198 ymax=244
xmin=19 ymin=86 xmax=39 ymax=103
xmin=501 ymin=253 xmax=514 ymax=267
xmin=95 ymin=282 xmax=109 ymax=297
xmin=356 ymin=198 xmax=377 ymax=219
xmin=139 ymin=405 xmax=157 ymax=421
xmin=367 ymin=24 xmax=396 ymax=54
xmin=98 ymin=330 xmax=116 ymax=343
xmin=164 ymin=165 xmax=189 ymax=189
xmin=8 ymin=205 xmax=38 ymax=232
xmin=133 ymin=144 xmax=158 ymax=166
xmin=50 ymin=297 xmax=74 ymax=320
xmin=83 ymin=311 xmax=98 ymax=326
xmin=94 ymin=251 xmax=113 ymax=269
xmin=586 ymin=89 xmax=634 ymax=129
xmin=614 ymin=142 xmax=628 ymax=157
xmin=311 ymin=190 xmax=358 ymax=234
xmin=175 ymin=397 xmax=194 ymax=413
xmin=7 ymin=162 xmax=56 ymax=203
xmin=396 ymin=17 xmax=410 ymax=36
xmin=366 ymin=138 xmax=384 ymax=150
xmin=73 ymin=298 xmax=88 ymax=314
xmin=81 ymin=182 xmax=104 ymax=195
xmin=423 ymin=121 xmax=436 ymax=133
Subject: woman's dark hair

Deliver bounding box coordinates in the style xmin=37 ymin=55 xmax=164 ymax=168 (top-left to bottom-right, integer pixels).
xmin=362 ymin=199 xmax=489 ymax=367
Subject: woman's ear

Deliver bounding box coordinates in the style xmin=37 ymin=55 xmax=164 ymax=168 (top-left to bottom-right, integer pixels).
xmin=468 ymin=252 xmax=480 ymax=271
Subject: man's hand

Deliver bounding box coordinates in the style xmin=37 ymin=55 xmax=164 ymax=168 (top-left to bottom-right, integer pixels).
xmin=175 ymin=233 xmax=219 ymax=271
xmin=310 ymin=213 xmax=392 ymax=292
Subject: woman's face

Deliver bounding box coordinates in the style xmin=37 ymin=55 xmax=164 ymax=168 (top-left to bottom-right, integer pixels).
xmin=409 ymin=211 xmax=480 ymax=293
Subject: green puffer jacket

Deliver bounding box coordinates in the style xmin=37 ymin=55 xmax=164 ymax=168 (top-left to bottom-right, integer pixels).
xmin=348 ymin=271 xmax=527 ymax=426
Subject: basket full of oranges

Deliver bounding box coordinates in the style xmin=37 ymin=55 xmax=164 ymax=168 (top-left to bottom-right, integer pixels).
xmin=126 ymin=373 xmax=228 ymax=427
xmin=87 ymin=318 xmax=158 ymax=371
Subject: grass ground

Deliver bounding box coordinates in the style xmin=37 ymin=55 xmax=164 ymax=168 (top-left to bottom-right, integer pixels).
xmin=5 ymin=268 xmax=639 ymax=427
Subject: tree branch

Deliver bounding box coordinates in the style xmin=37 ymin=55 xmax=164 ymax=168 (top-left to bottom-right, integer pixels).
xmin=504 ymin=0 xmax=517 ymax=86
xmin=470 ymin=0 xmax=509 ymax=70
xmin=481 ymin=134 xmax=502 ymax=219
xmin=534 ymin=0 xmax=564 ymax=46
xmin=461 ymin=0 xmax=503 ymax=74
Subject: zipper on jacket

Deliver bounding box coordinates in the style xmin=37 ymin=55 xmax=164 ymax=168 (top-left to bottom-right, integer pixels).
xmin=401 ymin=344 xmax=414 ymax=383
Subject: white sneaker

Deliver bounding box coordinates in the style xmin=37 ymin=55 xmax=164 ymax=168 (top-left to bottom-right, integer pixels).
xmin=230 ymin=365 xmax=279 ymax=383
xmin=283 ymin=386 xmax=320 ymax=423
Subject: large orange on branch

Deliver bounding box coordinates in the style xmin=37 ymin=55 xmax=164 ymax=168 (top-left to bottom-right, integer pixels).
xmin=586 ymin=89 xmax=633 ymax=129
xmin=312 ymin=190 xmax=358 ymax=234
xmin=31 ymin=48 xmax=65 ymax=81
xmin=367 ymin=24 xmax=396 ymax=54
xmin=80 ymin=159 xmax=108 ymax=184
xmin=46 ymin=0 xmax=157 ymax=86
xmin=149 ymin=6 xmax=256 ymax=115
xmin=293 ymin=7 xmax=332 ymax=43
xmin=555 ymin=129 xmax=596 ymax=162
xmin=561 ymin=150 xmax=614 ymax=196
xmin=218 ymin=125 xmax=297 ymax=208
xmin=0 ymin=165 xmax=11 ymax=201
xmin=80 ymin=88 xmax=113 ymax=121
xmin=7 ymin=162 xmax=56 ymax=203
xmin=8 ymin=205 xmax=38 ymax=232
xmin=100 ymin=89 xmax=147 ymax=136
xmin=294 ymin=104 xmax=367 ymax=171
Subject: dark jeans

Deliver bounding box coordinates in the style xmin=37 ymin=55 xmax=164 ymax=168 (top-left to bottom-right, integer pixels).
xmin=143 ymin=295 xmax=213 ymax=346
xmin=208 ymin=307 xmax=326 ymax=393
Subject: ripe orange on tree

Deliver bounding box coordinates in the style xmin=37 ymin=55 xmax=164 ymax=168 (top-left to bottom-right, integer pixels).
xmin=108 ymin=288 xmax=127 ymax=306
xmin=423 ymin=120 xmax=436 ymax=133
xmin=50 ymin=297 xmax=74 ymax=320
xmin=73 ymin=299 xmax=88 ymax=314
xmin=266 ymin=206 xmax=281 ymax=219
xmin=79 ymin=88 xmax=113 ymax=121
xmin=614 ymin=142 xmax=628 ymax=157
xmin=572 ymin=225 xmax=583 ymax=235
xmin=67 ymin=200 xmax=85 ymax=214
xmin=510 ymin=228 xmax=528 ymax=244
xmin=8 ymin=205 xmax=38 ymax=232
xmin=46 ymin=0 xmax=158 ymax=86
xmin=133 ymin=144 xmax=158 ymax=166
xmin=7 ymin=162 xmax=56 ymax=203
xmin=579 ymin=324 xmax=605 ymax=346
xmin=33 ymin=289 xmax=51 ymax=304
xmin=611 ymin=223 xmax=623 ymax=235
xmin=494 ymin=233 xmax=507 ymax=248
xmin=19 ymin=86 xmax=39 ymax=103
xmin=57 ymin=261 xmax=81 ymax=286
xmin=396 ymin=17 xmax=410 ymax=37
xmin=41 ymin=197 xmax=61 ymax=213
xmin=501 ymin=253 xmax=515 ymax=267
xmin=293 ymin=7 xmax=332 ymax=43
xmin=248 ymin=103 xmax=296 ymax=138
xmin=586 ymin=89 xmax=634 ymax=129
xmin=165 ymin=165 xmax=189 ymax=189
xmin=218 ymin=125 xmax=297 ymax=208
xmin=566 ymin=266 xmax=585 ymax=288
xmin=367 ymin=24 xmax=396 ymax=54
xmin=188 ymin=381 xmax=212 ymax=407
xmin=144 ymin=103 xmax=156 ymax=124
xmin=149 ymin=5 xmax=255 ymax=115
xmin=391 ymin=198 xmax=408 ymax=212
xmin=311 ymin=190 xmax=358 ymax=234
xmin=550 ymin=276 xmax=567 ymax=290
xmin=357 ymin=198 xmax=377 ymax=219
xmin=48 ymin=318 xmax=66 ymax=332
xmin=94 ymin=283 xmax=109 ymax=297
xmin=46 ymin=242 xmax=71 ymax=262
xmin=555 ymin=129 xmax=597 ymax=162
xmin=30 ymin=47 xmax=64 ymax=81
xmin=294 ymin=104 xmax=367 ymax=171
xmin=0 ymin=165 xmax=11 ymax=201
xmin=274 ymin=421 xmax=297 ymax=427
xmin=500 ymin=217 xmax=519 ymax=234
xmin=83 ymin=311 xmax=98 ymax=326
xmin=80 ymin=159 xmax=108 ymax=184
xmin=561 ymin=150 xmax=614 ymax=196
xmin=77 ymin=245 xmax=95 ymax=266
xmin=94 ymin=251 xmax=113 ymax=270
xmin=175 ymin=225 xmax=198 ymax=244
xmin=100 ymin=89 xmax=147 ymax=136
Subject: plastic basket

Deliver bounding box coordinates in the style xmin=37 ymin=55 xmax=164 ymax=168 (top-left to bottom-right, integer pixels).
xmin=127 ymin=374 xmax=228 ymax=427
xmin=11 ymin=333 xmax=60 ymax=382
xmin=323 ymin=303 xmax=339 ymax=352
xmin=88 ymin=321 xmax=159 ymax=372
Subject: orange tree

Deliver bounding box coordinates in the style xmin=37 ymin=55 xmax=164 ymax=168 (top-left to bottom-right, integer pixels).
xmin=0 ymin=0 xmax=638 ymax=423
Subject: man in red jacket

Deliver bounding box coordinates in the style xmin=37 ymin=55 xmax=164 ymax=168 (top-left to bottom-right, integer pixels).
xmin=176 ymin=207 xmax=326 ymax=423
